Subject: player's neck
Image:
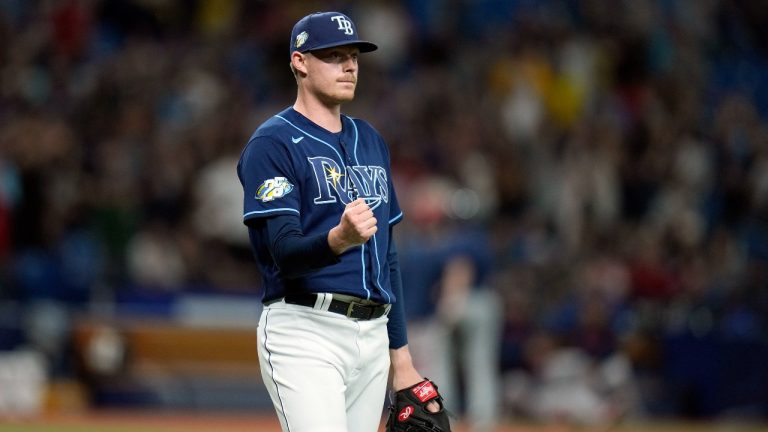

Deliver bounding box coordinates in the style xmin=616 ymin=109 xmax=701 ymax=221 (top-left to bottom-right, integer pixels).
xmin=293 ymin=97 xmax=342 ymax=133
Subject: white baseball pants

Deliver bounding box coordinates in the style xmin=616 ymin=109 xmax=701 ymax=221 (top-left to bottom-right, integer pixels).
xmin=257 ymin=298 xmax=390 ymax=432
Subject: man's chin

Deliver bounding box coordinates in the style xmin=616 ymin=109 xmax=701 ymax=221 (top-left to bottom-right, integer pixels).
xmin=328 ymin=92 xmax=355 ymax=104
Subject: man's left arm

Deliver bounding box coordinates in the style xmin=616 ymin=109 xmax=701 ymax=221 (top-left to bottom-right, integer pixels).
xmin=386 ymin=231 xmax=439 ymax=410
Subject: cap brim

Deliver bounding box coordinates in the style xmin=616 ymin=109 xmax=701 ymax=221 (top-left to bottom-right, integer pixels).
xmin=301 ymin=40 xmax=378 ymax=53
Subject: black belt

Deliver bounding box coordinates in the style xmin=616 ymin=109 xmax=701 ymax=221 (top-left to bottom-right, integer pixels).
xmin=276 ymin=293 xmax=390 ymax=320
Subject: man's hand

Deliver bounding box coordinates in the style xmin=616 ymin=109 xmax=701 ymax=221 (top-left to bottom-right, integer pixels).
xmin=390 ymin=346 xmax=440 ymax=413
xmin=328 ymin=198 xmax=377 ymax=254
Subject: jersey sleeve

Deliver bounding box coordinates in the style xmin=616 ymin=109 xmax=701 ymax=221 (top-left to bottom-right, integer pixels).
xmin=238 ymin=136 xmax=301 ymax=223
xmin=386 ymin=232 xmax=408 ymax=348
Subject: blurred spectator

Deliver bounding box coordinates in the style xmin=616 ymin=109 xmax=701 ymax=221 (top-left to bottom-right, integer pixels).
xmin=126 ymin=219 xmax=186 ymax=289
xmin=431 ymin=227 xmax=502 ymax=432
xmin=0 ymin=349 xmax=47 ymax=417
xmin=505 ymin=330 xmax=642 ymax=426
xmin=396 ymin=175 xmax=501 ymax=431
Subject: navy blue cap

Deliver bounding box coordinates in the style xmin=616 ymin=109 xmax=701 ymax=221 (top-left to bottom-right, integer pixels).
xmin=290 ymin=12 xmax=378 ymax=57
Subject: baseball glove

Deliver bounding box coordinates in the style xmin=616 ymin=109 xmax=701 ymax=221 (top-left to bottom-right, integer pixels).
xmin=386 ymin=379 xmax=452 ymax=432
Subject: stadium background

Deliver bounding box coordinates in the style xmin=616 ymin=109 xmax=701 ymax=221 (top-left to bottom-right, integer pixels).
xmin=1 ymin=0 xmax=767 ymax=430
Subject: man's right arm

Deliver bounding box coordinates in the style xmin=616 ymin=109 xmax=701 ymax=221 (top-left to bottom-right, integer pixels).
xmin=251 ymin=198 xmax=377 ymax=278
xmin=251 ymin=214 xmax=339 ymax=279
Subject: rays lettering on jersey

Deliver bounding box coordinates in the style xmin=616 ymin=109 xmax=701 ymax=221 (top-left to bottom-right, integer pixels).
xmin=308 ymin=156 xmax=388 ymax=209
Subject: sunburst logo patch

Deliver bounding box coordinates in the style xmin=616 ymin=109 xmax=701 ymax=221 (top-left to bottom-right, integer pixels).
xmin=256 ymin=177 xmax=294 ymax=202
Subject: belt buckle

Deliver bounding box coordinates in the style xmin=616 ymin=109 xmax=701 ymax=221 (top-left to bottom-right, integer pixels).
xmin=346 ymin=302 xmax=372 ymax=320
xmin=346 ymin=301 xmax=358 ymax=318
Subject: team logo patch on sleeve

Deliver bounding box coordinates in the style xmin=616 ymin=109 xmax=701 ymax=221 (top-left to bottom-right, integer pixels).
xmin=256 ymin=177 xmax=294 ymax=202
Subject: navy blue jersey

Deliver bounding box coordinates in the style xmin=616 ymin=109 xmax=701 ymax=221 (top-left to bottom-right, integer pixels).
xmin=237 ymin=107 xmax=403 ymax=304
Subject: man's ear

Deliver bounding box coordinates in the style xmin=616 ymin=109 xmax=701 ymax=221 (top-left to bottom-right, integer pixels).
xmin=290 ymin=52 xmax=308 ymax=75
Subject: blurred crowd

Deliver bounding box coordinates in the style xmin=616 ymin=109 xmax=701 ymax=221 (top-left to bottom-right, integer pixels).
xmin=1 ymin=0 xmax=767 ymax=425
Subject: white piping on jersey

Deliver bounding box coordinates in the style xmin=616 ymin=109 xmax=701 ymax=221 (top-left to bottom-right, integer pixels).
xmin=389 ymin=212 xmax=403 ymax=224
xmin=243 ymin=208 xmax=300 ymax=219
xmin=277 ymin=114 xmax=372 ymax=301
xmin=360 ymin=243 xmax=369 ymax=300
xmin=372 ymin=233 xmax=391 ymax=303
xmin=275 ymin=115 xmax=345 ymax=167
xmin=346 ymin=115 xmax=392 ymax=304
xmin=348 ymin=118 xmax=374 ymax=301
xmin=347 ymin=115 xmax=360 ymax=164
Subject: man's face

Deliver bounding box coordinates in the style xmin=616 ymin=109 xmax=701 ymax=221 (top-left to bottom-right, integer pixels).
xmin=303 ymin=45 xmax=360 ymax=105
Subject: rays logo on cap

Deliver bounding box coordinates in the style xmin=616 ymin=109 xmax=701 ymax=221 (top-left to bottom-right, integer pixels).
xmin=331 ymin=15 xmax=354 ymax=35
xmin=295 ymin=31 xmax=308 ymax=49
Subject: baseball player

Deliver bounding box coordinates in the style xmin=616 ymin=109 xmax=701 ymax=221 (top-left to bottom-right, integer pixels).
xmin=237 ymin=11 xmax=451 ymax=432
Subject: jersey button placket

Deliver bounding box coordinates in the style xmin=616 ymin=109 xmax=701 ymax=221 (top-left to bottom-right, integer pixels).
xmin=340 ymin=137 xmax=377 ymax=298
xmin=340 ymin=139 xmax=358 ymax=199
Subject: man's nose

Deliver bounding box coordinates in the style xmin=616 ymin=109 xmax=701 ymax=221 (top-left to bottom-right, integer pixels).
xmin=342 ymin=55 xmax=357 ymax=71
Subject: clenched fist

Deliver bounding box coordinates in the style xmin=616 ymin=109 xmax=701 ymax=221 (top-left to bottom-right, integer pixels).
xmin=328 ymin=198 xmax=377 ymax=254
